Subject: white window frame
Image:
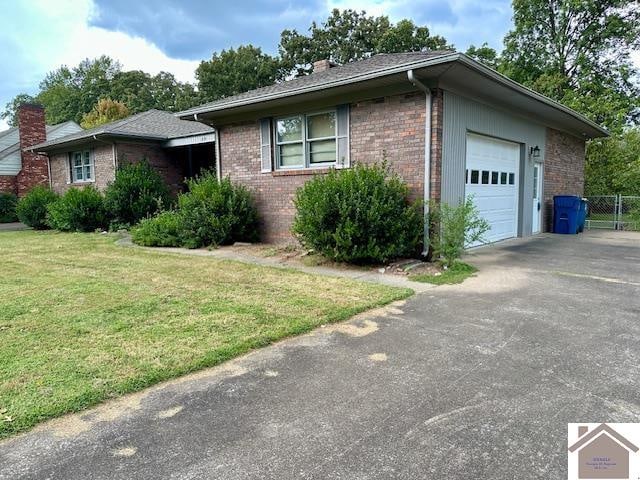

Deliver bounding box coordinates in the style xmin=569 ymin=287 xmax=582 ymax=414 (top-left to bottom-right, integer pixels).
xmin=69 ymin=150 xmax=94 ymax=183
xmin=275 ymin=110 xmax=338 ymax=170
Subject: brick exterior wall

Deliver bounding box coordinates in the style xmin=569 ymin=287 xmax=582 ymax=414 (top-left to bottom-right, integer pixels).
xmin=219 ymin=92 xmax=428 ymax=242
xmin=49 ymin=142 xmax=187 ymax=195
xmin=543 ymin=127 xmax=586 ymax=231
xmin=16 ymin=104 xmax=49 ymax=196
xmin=117 ymin=143 xmax=186 ymax=193
xmin=0 ymin=176 xmax=17 ymax=195
xmin=49 ymin=144 xmax=116 ymax=194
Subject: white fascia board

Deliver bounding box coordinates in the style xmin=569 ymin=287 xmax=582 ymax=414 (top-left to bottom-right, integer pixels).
xmin=163 ymin=133 xmax=216 ymax=148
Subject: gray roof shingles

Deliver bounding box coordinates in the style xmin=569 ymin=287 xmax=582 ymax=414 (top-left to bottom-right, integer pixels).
xmin=31 ymin=109 xmax=214 ymax=151
xmin=177 ymin=51 xmax=455 ymax=116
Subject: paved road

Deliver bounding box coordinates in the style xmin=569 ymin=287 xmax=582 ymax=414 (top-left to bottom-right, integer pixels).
xmin=2 ymin=230 xmax=639 ymax=479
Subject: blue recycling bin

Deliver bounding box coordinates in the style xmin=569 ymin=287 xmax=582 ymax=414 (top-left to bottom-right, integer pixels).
xmin=577 ymin=198 xmax=588 ymax=233
xmin=554 ymin=195 xmax=581 ymax=234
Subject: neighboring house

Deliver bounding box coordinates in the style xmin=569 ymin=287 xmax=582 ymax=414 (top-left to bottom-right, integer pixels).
xmin=0 ymin=104 xmax=82 ymax=197
xmin=568 ymin=424 xmax=639 ymax=479
xmin=177 ymin=51 xmax=608 ymax=244
xmin=28 ymin=108 xmax=216 ymax=194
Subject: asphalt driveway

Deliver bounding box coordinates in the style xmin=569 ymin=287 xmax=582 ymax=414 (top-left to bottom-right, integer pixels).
xmin=2 ymin=230 xmax=639 ymax=479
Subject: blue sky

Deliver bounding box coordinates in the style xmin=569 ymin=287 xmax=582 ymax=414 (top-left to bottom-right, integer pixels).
xmin=1 ymin=0 xmax=637 ymax=131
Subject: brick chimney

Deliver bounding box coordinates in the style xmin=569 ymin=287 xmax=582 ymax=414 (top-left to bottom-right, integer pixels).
xmin=313 ymin=59 xmax=336 ymax=73
xmin=16 ymin=103 xmax=48 ymax=196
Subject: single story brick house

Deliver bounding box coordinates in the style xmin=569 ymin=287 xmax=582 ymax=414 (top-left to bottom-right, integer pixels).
xmin=28 ymin=108 xmax=216 ymax=194
xmin=177 ymin=50 xmax=608 ymax=244
xmin=0 ymin=104 xmax=82 ymax=197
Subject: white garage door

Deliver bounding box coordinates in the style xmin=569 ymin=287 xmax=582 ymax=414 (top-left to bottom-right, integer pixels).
xmin=465 ymin=133 xmax=520 ymax=244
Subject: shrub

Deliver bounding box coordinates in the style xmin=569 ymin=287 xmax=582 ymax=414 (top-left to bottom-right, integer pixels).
xmin=16 ymin=186 xmax=59 ymax=229
xmin=292 ymin=163 xmax=423 ymax=264
xmin=131 ymin=210 xmax=183 ymax=247
xmin=427 ymin=197 xmax=490 ymax=267
xmin=177 ymin=171 xmax=259 ymax=248
xmin=47 ymin=186 xmax=109 ymax=232
xmin=0 ymin=192 xmax=18 ymax=223
xmin=104 ymin=161 xmax=173 ymax=228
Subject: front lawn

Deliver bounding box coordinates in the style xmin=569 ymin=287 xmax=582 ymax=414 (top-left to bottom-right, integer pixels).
xmin=0 ymin=231 xmax=411 ymax=438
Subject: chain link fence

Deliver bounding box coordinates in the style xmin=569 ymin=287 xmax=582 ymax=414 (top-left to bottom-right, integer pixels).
xmin=585 ymin=195 xmax=640 ymax=231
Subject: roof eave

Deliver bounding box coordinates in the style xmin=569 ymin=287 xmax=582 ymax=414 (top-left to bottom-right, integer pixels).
xmin=454 ymin=54 xmax=609 ymax=138
xmin=29 ymin=131 xmax=168 ymax=153
xmin=177 ymin=52 xmax=608 ymax=139
xmin=176 ymin=52 xmax=461 ymax=118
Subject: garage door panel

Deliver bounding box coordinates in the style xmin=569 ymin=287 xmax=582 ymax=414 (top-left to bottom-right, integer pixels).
xmin=465 ymin=134 xmax=520 ymax=244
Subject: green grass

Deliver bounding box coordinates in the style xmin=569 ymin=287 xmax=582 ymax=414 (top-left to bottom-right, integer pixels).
xmin=409 ymin=262 xmax=478 ymax=285
xmin=0 ymin=231 xmax=411 ymax=438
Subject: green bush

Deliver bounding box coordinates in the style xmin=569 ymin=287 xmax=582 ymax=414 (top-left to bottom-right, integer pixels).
xmin=177 ymin=171 xmax=259 ymax=248
xmin=0 ymin=192 xmax=18 ymax=223
xmin=47 ymin=186 xmax=109 ymax=232
xmin=131 ymin=210 xmax=183 ymax=247
xmin=427 ymin=197 xmax=490 ymax=267
xmin=16 ymin=186 xmax=59 ymax=229
xmin=292 ymin=163 xmax=423 ymax=264
xmin=104 ymin=161 xmax=173 ymax=228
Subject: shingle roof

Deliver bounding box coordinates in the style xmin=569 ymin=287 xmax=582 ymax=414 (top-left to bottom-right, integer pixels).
xmin=30 ymin=109 xmax=214 ymax=151
xmin=177 ymin=51 xmax=456 ymax=117
xmin=0 ymin=121 xmax=82 ymax=159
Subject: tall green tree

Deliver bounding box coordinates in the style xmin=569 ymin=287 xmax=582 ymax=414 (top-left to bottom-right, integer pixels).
xmin=0 ymin=93 xmax=36 ymax=126
xmin=2 ymin=56 xmax=200 ymax=127
xmin=500 ymin=0 xmax=640 ymax=131
xmin=279 ymin=9 xmax=450 ymax=76
xmin=196 ymin=45 xmax=282 ymax=102
xmin=37 ymin=56 xmax=122 ymax=125
xmin=586 ymin=128 xmax=640 ymax=195
xmin=465 ymin=43 xmax=500 ymax=69
xmin=109 ymin=70 xmax=200 ymax=113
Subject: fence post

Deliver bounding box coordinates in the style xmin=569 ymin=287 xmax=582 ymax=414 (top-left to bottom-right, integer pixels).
xmin=616 ymin=194 xmax=622 ymax=230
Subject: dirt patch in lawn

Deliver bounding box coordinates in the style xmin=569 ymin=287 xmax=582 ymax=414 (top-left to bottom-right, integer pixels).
xmin=222 ymin=243 xmax=445 ymax=278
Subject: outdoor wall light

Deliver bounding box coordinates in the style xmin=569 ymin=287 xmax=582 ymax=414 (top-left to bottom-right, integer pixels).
xmin=530 ymin=145 xmax=541 ymax=158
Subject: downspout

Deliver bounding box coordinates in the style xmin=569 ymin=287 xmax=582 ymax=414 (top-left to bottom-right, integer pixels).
xmin=46 ymin=155 xmax=52 ymax=189
xmin=112 ymin=142 xmax=118 ymax=170
xmin=407 ymin=70 xmax=432 ymax=255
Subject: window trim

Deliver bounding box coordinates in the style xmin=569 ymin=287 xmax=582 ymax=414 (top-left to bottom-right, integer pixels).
xmin=68 ymin=149 xmax=95 ymax=183
xmin=274 ymin=109 xmax=338 ymax=170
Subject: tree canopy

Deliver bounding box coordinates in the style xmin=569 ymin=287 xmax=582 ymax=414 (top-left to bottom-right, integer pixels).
xmin=279 ymin=9 xmax=450 ymax=76
xmin=80 ymin=98 xmax=130 ymax=129
xmin=196 ymin=45 xmax=283 ymax=103
xmin=470 ymin=0 xmax=640 ymax=133
xmin=1 ymin=56 xmax=200 ymax=126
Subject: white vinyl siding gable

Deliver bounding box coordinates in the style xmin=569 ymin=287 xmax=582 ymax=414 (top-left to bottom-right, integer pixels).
xmin=0 ymin=152 xmax=22 ymax=175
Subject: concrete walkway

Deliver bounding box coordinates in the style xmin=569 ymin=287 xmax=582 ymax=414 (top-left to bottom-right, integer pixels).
xmin=0 ymin=222 xmax=27 ymax=231
xmin=116 ymin=235 xmax=435 ymax=292
xmin=3 ymin=230 xmax=639 ymax=479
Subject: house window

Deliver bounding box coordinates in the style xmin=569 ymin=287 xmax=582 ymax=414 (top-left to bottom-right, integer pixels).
xmin=70 ymin=150 xmax=94 ymax=182
xmin=275 ymin=110 xmax=337 ymax=169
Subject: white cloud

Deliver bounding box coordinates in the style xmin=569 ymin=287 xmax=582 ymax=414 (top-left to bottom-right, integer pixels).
xmin=0 ymin=0 xmax=199 ymax=133
xmin=31 ymin=0 xmax=199 ymax=83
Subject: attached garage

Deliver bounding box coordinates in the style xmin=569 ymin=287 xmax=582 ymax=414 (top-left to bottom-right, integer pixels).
xmin=465 ymin=133 xmax=520 ymax=243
